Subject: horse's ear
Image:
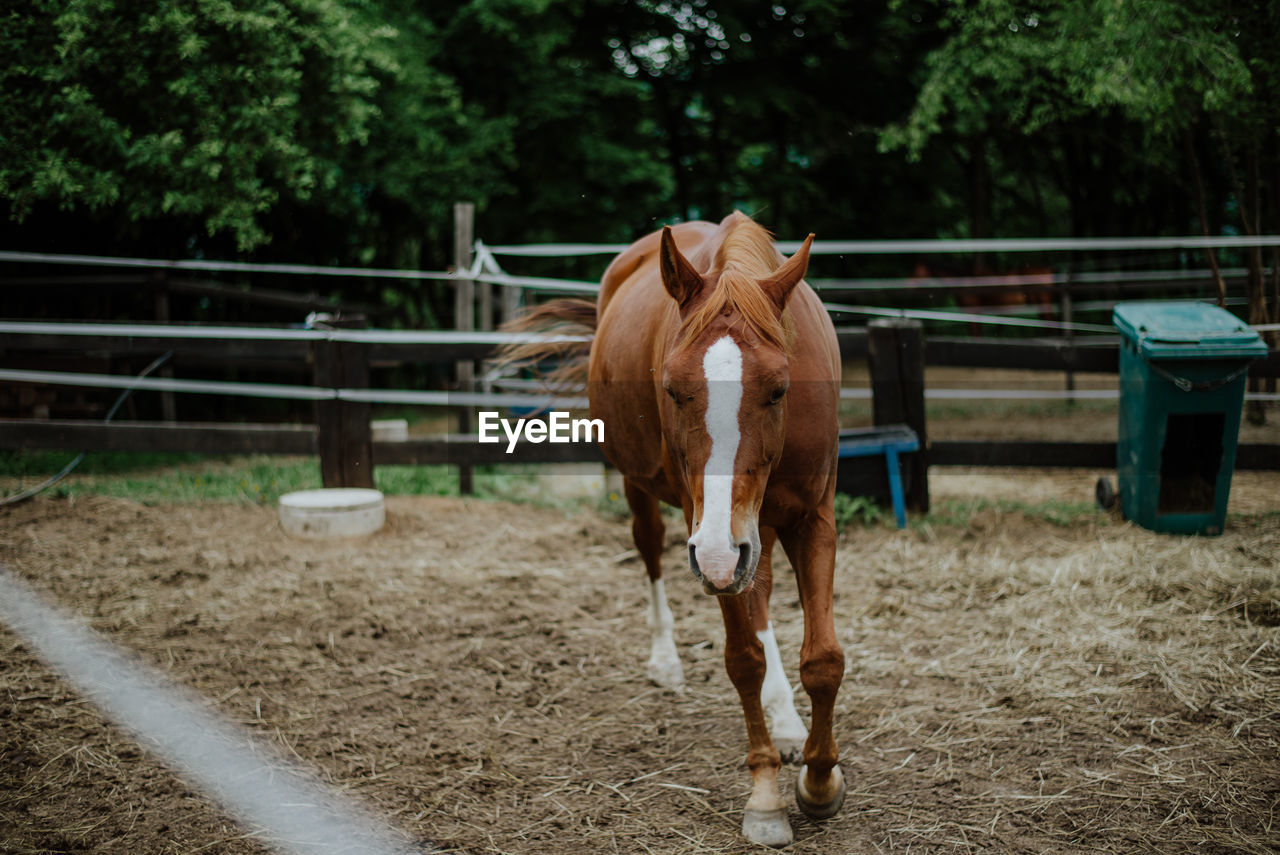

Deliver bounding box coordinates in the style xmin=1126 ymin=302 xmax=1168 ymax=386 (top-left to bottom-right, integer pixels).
xmin=761 ymin=234 xmax=814 ymax=311
xmin=659 ymin=226 xmax=703 ymax=309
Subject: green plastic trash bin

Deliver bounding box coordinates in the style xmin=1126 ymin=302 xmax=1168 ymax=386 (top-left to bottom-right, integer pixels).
xmin=1112 ymin=301 xmax=1267 ymax=535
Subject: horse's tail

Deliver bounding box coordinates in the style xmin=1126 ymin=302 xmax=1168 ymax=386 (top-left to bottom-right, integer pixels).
xmin=493 ymin=298 xmax=597 ymax=392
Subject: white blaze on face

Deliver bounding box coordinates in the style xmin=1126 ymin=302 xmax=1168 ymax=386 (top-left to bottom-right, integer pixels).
xmin=688 ymin=336 xmax=743 ymax=589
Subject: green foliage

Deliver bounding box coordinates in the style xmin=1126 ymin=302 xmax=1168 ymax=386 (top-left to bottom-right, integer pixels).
xmin=0 ymin=449 xmax=202 ymax=476
xmin=881 ymin=0 xmax=1253 ymax=158
xmin=921 ymin=496 xmax=1104 ymax=529
xmin=834 ymin=492 xmax=886 ymax=529
xmin=4 ymin=0 xmax=1279 ymax=290
xmin=0 ymin=0 xmax=512 ymax=260
xmin=3 ymin=0 xmax=384 ymax=250
xmin=0 ymin=450 xmax=556 ymax=505
xmin=0 ymin=452 xmax=326 ymax=503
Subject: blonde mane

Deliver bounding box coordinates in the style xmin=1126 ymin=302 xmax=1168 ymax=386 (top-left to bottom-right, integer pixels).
xmin=678 ymin=216 xmax=790 ymax=351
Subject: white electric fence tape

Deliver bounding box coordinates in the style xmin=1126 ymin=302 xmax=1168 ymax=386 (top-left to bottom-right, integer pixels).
xmin=8 ymin=366 xmax=1278 ymax=403
xmin=0 ymin=568 xmax=422 ymax=855
xmin=481 ymin=235 xmax=1280 ymax=256
xmin=2 ymin=244 xmax=1275 ymax=403
xmin=0 ymin=368 xmax=589 ymax=408
xmin=821 ymin=303 xmax=1116 ymax=332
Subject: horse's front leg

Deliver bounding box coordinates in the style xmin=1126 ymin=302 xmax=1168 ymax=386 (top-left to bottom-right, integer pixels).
xmin=718 ymin=594 xmax=793 ymax=847
xmin=779 ymin=510 xmax=847 ymax=820
xmin=750 ymin=526 xmax=808 ymax=764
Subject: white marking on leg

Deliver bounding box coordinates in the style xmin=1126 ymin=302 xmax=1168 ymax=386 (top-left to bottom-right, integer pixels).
xmin=742 ymin=760 xmax=792 ymax=846
xmin=758 ymin=622 xmax=808 ymax=764
xmin=646 ymin=578 xmax=684 ymax=689
xmin=688 ymin=337 xmax=743 ymax=589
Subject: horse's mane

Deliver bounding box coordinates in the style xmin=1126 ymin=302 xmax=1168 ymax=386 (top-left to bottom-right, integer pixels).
xmin=678 ymin=216 xmax=790 ymax=351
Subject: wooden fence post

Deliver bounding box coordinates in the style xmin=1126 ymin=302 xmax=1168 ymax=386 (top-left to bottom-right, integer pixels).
xmin=453 ymin=202 xmax=476 ymax=495
xmin=152 ymin=273 xmax=177 ymax=421
xmin=312 ymin=314 xmax=374 ymax=489
xmin=867 ymin=318 xmax=930 ymax=511
xmin=500 ymin=279 xmax=523 ymax=328
xmin=1061 ymin=268 xmax=1076 ymax=401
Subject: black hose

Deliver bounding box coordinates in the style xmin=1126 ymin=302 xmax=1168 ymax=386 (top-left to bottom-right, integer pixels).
xmin=0 ymin=351 xmax=174 ymax=507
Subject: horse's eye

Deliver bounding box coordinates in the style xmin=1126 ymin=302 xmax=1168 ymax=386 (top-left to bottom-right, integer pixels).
xmin=665 ymin=386 xmax=681 ymax=407
xmin=768 ymin=387 xmax=787 ymax=405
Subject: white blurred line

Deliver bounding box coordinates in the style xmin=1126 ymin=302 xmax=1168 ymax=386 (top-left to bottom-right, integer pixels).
xmin=0 ymin=568 xmax=422 ymax=855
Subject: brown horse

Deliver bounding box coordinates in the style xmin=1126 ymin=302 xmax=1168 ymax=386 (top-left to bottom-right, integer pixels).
xmin=507 ymin=212 xmax=845 ymax=846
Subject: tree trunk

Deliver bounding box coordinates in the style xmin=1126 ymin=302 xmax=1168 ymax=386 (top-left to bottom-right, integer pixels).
xmin=1217 ymin=123 xmax=1268 ymax=424
xmin=656 ymin=81 xmax=691 ymax=221
xmin=710 ymin=106 xmax=726 ymax=218
xmin=1184 ymin=129 xmax=1228 ymax=307
xmin=1267 ymin=154 xmax=1280 ymax=405
xmin=966 ymin=134 xmax=991 ymax=270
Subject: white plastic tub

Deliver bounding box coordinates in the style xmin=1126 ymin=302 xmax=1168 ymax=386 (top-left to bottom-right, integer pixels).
xmin=278 ymin=488 xmax=385 ymax=539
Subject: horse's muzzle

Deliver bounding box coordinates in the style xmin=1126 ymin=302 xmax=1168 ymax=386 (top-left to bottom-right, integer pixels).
xmin=689 ymin=539 xmax=759 ymax=596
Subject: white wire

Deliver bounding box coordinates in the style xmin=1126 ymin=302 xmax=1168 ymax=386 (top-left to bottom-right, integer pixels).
xmin=0 ymin=249 xmax=459 ymax=280
xmin=8 ymin=368 xmax=1277 ymax=405
xmin=0 ymin=570 xmax=419 ymax=855
xmin=0 ymin=321 xmax=589 ymax=346
xmin=487 ymin=234 xmax=1280 ymax=256
xmin=0 ymin=368 xmax=331 ymax=401
xmin=0 ymin=368 xmax=588 ymax=408
xmin=8 ymin=234 xmax=1280 ymax=277
xmin=822 ymin=303 xmax=1116 ymax=333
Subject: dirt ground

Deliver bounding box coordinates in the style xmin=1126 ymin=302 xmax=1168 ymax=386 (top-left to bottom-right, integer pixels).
xmin=1 ymin=465 xmax=1278 ymax=855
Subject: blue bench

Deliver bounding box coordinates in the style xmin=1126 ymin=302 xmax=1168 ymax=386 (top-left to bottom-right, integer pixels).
xmin=837 ymin=425 xmax=921 ymax=528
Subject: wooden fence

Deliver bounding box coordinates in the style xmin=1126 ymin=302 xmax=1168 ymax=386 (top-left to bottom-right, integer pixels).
xmin=1 ymin=319 xmax=1276 ymax=512
xmin=4 ymin=205 xmax=1279 ymax=509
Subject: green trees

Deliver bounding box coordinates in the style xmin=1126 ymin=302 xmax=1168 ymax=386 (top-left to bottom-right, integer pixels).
xmin=0 ymin=0 xmax=511 ymax=263
xmin=2 ymin=0 xmax=1277 ymax=283
xmin=880 ymin=0 xmax=1277 ymax=363
xmin=879 ymin=0 xmax=1256 ymax=240
xmin=3 ymin=0 xmax=386 ymax=251
xmin=0 ymin=0 xmax=948 ymax=261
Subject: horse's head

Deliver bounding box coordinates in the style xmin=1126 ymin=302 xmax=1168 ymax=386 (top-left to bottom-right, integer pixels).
xmin=656 ymin=225 xmax=813 ymax=596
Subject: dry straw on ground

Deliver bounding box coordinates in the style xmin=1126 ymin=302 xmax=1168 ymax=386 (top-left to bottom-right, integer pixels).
xmin=1 ymin=472 xmax=1277 ymax=853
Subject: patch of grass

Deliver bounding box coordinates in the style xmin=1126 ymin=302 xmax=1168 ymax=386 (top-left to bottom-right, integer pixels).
xmin=0 ymin=450 xmax=557 ymax=506
xmin=921 ymin=496 xmax=1105 ymax=529
xmin=919 ymin=495 xmax=1276 ymax=531
xmin=372 ymin=464 xmax=464 ymax=497
xmin=0 ymin=449 xmax=207 ymax=477
xmin=11 ymin=456 xmax=326 ymax=504
xmin=376 ymin=463 xmax=545 ymax=501
xmin=595 ymin=483 xmax=633 ymax=521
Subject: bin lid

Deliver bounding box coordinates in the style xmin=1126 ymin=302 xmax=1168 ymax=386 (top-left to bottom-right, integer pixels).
xmin=1112 ymin=301 xmax=1268 ymax=360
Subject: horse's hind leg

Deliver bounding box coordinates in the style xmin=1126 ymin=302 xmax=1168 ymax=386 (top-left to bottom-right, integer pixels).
xmin=750 ymin=526 xmax=808 ymax=765
xmin=624 ymin=479 xmax=683 ymax=689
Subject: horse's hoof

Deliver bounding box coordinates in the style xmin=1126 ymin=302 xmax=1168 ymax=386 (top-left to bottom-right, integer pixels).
xmin=646 ymin=658 xmax=685 ymax=691
xmin=742 ymin=808 xmax=793 ymax=848
xmin=773 ymin=736 xmax=805 ymax=766
xmin=795 ymin=764 xmax=846 ymax=820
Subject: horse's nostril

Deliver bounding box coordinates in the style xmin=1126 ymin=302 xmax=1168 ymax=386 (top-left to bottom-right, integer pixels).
xmin=736 ymin=543 xmax=751 ymax=574
xmin=688 ymin=545 xmax=699 ymax=573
